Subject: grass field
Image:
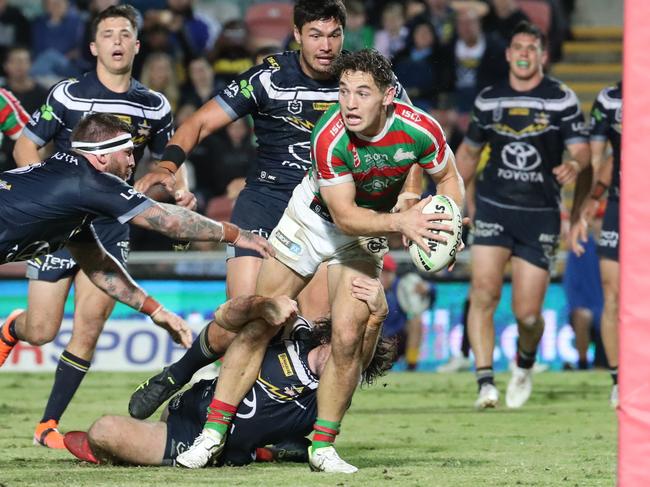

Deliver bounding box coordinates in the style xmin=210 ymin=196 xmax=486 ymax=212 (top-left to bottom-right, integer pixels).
xmin=0 ymin=370 xmax=616 ymax=486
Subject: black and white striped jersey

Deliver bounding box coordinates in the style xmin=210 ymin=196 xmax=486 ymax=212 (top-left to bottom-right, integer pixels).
xmin=590 ymin=82 xmax=621 ymax=202
xmin=465 ymin=76 xmax=588 ymax=210
xmin=23 ymin=71 xmax=173 ymax=165
xmin=215 ymin=50 xmax=404 ymax=192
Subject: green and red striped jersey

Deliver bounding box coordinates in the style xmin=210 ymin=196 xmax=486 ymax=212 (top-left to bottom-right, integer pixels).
xmin=308 ymin=101 xmax=451 ymax=213
xmin=0 ymin=88 xmax=29 ymax=144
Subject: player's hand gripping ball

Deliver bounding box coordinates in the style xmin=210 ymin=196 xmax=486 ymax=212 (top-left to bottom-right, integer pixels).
xmin=409 ymin=194 xmax=463 ymax=273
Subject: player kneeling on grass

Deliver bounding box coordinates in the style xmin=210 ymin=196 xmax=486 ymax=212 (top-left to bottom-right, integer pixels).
xmin=63 ymin=278 xmax=394 ymax=467
xmin=0 ymin=113 xmax=273 ymax=364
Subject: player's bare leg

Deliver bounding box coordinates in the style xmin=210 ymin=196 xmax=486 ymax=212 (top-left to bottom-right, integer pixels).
xmin=87 ymin=415 xmax=167 ymax=465
xmin=297 ymin=264 xmax=330 ymax=322
xmin=569 ymin=308 xmax=593 ymax=369
xmin=35 ymin=272 xmax=115 ymax=448
xmin=2 ymin=278 xmax=72 ymax=447
xmin=9 ymin=278 xmax=72 ymax=348
xmin=506 ymin=257 xmax=549 ymax=408
xmin=308 ymin=260 xmax=377 ymax=474
xmin=176 ymin=257 xmax=306 ymax=468
xmin=226 ymin=255 xmax=263 ymax=298
xmin=467 ymin=245 xmax=510 ymax=408
xmin=600 ymin=258 xmax=619 ymax=406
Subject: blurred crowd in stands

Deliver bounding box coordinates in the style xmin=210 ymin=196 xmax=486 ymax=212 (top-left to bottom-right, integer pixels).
xmin=0 ymin=0 xmax=576 ymax=239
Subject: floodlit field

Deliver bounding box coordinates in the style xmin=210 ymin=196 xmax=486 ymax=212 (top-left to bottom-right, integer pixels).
xmin=0 ymin=370 xmax=616 ymax=486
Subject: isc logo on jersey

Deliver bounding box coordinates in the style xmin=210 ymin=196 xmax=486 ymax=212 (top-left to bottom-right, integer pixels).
xmin=409 ymin=195 xmax=463 ymax=273
xmin=401 ymin=109 xmax=421 ymax=123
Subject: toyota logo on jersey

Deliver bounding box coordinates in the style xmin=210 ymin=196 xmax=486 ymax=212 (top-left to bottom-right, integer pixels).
xmin=501 ymin=142 xmax=542 ymax=171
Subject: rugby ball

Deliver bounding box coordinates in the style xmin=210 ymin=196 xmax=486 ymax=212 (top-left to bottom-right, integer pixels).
xmin=408 ymin=195 xmax=463 ymax=273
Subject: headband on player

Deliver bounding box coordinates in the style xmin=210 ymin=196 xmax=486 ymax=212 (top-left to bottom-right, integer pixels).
xmin=71 ymin=133 xmax=133 ymax=155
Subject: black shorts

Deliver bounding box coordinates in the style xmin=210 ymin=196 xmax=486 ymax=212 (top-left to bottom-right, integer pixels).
xmin=597 ymin=199 xmax=619 ymax=262
xmin=472 ymin=198 xmax=560 ymax=271
xmin=25 ymin=217 xmax=130 ymax=282
xmin=228 ymin=184 xmax=290 ymax=259
xmin=164 ymin=378 xmax=316 ymax=467
xmin=164 ymin=379 xmax=214 ymax=466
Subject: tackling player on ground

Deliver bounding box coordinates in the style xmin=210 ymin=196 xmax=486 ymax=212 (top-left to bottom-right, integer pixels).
xmin=65 ymin=278 xmax=393 ymax=467
xmin=455 ymin=21 xmax=591 ymax=409
xmin=0 ymin=113 xmax=272 ymax=366
xmin=174 ymin=49 xmax=464 ymax=473
xmin=3 ymin=5 xmax=197 ymax=449
xmin=570 ymin=81 xmax=621 ymax=407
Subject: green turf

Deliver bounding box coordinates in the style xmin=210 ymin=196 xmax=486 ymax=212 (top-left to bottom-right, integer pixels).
xmin=0 ymin=371 xmax=616 ymax=486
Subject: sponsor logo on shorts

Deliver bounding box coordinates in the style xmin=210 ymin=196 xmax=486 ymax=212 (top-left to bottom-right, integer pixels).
xmin=275 ymin=230 xmax=302 ymax=255
xmin=30 ymin=253 xmax=76 ymax=271
xmin=538 ymin=233 xmax=558 ymax=244
xmin=366 ymin=237 xmax=388 ymax=254
xmin=473 ymin=220 xmax=504 ymax=238
xmin=0 ymin=179 xmax=11 ymax=190
xmin=278 ymin=353 xmax=294 ymax=377
xmin=117 ymin=241 xmax=130 ymax=263
xmin=599 ymin=230 xmax=619 ymax=248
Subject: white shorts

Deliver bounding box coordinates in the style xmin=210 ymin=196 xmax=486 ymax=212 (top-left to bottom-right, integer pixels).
xmin=268 ymin=178 xmax=388 ymax=277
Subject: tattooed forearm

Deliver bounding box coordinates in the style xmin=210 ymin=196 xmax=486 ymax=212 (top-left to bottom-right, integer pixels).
xmin=215 ymin=296 xmax=267 ymax=332
xmin=137 ymin=203 xmax=225 ymax=241
xmin=68 ymin=242 xmax=146 ymax=310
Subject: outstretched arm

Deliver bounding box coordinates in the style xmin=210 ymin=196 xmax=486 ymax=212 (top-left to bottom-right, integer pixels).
xmin=130 ymin=203 xmax=274 ymax=257
xmin=66 ymin=239 xmax=192 ymax=347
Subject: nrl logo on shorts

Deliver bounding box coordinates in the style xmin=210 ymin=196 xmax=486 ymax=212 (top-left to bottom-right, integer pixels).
xmin=0 ymin=179 xmax=11 ymax=190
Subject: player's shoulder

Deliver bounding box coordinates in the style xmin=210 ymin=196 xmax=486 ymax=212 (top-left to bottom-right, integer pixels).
xmin=595 ymin=82 xmax=622 ymax=107
xmin=543 ymin=76 xmax=580 ymax=100
xmin=128 ymin=78 xmax=171 ymax=112
xmin=393 ymin=101 xmax=443 ymax=135
xmin=312 ymin=102 xmax=343 ymax=137
xmin=471 ymin=81 xmax=509 ymax=111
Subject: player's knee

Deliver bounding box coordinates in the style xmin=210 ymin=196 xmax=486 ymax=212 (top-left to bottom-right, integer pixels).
xmin=469 ymin=285 xmax=500 ymax=310
xmin=516 ymin=314 xmax=543 ymax=331
xmin=22 ymin=322 xmax=57 ymax=346
xmin=88 ymin=416 xmax=116 ymax=449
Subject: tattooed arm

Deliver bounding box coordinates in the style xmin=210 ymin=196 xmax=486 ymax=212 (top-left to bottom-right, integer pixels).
xmin=66 ymin=239 xmax=192 ymax=347
xmin=130 ymin=203 xmax=274 ymax=257
xmin=214 ymin=295 xmax=299 ymax=333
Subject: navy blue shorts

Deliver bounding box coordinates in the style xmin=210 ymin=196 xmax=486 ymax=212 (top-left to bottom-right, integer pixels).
xmin=597 ymin=199 xmax=619 ymax=262
xmin=25 ymin=216 xmax=130 ymax=282
xmin=563 ymin=235 xmax=603 ymax=322
xmin=228 ymin=184 xmax=290 ymax=259
xmin=163 ymin=379 xmax=258 ymax=467
xmin=472 ymin=198 xmax=560 ymax=271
